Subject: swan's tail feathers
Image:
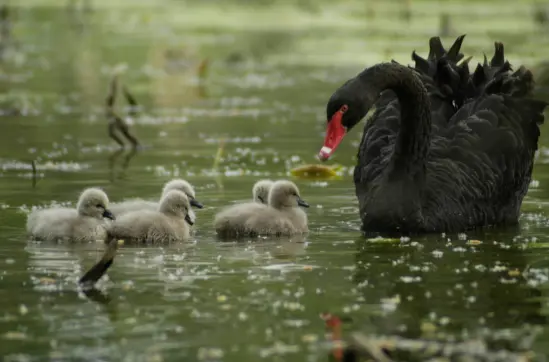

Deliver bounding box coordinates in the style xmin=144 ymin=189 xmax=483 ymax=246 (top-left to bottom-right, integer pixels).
xmin=484 ymin=66 xmax=536 ymax=98
xmin=428 ymin=36 xmax=445 ymax=60
xmin=433 ymin=59 xmax=460 ymax=97
xmin=467 ymin=41 xmax=538 ymax=99
xmin=491 ymin=42 xmax=505 ymax=67
xmin=412 ymin=34 xmax=467 ymax=77
xmin=432 ymin=54 xmax=472 ymax=103
xmin=427 ymin=35 xmax=466 ymax=62
xmin=446 ymin=34 xmax=466 ymax=62
xmin=410 ymin=35 xmax=470 ymax=108
xmin=412 ymin=50 xmax=430 ymax=75
xmin=458 ymin=56 xmax=473 ymax=67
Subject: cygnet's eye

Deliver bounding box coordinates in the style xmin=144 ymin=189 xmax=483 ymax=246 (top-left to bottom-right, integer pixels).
xmin=96 ymin=204 xmax=104 ymax=209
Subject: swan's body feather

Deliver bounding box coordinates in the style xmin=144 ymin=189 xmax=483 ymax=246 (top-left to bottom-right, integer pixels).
xmin=324 ymin=36 xmax=547 ymax=234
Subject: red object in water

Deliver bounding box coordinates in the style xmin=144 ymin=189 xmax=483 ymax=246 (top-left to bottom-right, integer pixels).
xmin=320 ymin=313 xmax=344 ymax=361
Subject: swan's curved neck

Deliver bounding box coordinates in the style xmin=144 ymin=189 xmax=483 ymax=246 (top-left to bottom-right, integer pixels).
xmin=359 ymin=63 xmax=431 ymax=177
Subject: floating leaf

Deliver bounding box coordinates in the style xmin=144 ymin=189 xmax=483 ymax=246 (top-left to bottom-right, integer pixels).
xmin=508 ymin=269 xmax=521 ymax=277
xmin=420 ymin=321 xmax=437 ymax=334
xmin=290 ymin=164 xmax=342 ymax=179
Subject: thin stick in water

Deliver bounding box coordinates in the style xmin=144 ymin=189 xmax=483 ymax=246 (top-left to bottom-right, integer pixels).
xmin=212 ymin=138 xmax=225 ymax=170
xmin=31 ymin=160 xmax=37 ymax=188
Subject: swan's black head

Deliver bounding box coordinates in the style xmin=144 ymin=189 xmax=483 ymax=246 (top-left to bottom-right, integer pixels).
xmin=319 ymin=78 xmax=370 ymax=161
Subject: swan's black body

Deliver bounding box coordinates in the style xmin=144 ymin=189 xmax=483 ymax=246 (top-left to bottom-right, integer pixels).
xmin=323 ymin=36 xmax=547 ymax=235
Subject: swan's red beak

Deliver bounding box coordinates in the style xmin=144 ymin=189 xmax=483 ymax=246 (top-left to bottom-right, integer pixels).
xmin=319 ymin=110 xmax=347 ymax=161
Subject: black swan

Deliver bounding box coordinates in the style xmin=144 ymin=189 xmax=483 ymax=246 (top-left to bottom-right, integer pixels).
xmin=318 ymin=36 xmax=548 ymax=234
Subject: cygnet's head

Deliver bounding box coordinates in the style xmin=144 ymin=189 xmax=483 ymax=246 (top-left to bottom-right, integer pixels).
xmin=267 ymin=180 xmax=309 ymax=209
xmin=159 ymin=189 xmax=194 ymax=226
xmin=252 ymin=179 xmax=273 ymax=204
xmin=76 ymin=188 xmax=115 ymax=220
xmin=162 ymin=179 xmax=203 ymax=209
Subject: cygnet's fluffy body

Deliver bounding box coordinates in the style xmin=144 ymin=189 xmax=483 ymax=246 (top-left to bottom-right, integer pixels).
xmin=109 ymin=178 xmax=203 ymax=217
xmin=26 ymin=188 xmax=115 ymax=243
xmin=107 ymin=190 xmax=194 ymax=244
xmin=213 ymin=180 xmax=273 ymax=236
xmin=214 ymin=180 xmax=309 ymax=237
xmin=252 ymin=179 xmax=273 ymax=204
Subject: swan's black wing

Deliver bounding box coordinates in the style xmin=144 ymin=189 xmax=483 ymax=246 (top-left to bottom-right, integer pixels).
xmin=424 ymin=71 xmax=547 ymax=232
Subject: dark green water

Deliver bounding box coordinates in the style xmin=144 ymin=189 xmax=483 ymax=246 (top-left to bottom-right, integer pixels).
xmin=2 ymin=1 xmax=549 ymax=361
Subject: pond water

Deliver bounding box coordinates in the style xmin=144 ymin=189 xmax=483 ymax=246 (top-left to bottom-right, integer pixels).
xmin=2 ymin=0 xmax=549 ymax=361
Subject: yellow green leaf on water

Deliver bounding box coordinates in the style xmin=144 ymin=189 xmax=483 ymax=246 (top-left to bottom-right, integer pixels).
xmin=290 ymin=164 xmax=342 ymax=179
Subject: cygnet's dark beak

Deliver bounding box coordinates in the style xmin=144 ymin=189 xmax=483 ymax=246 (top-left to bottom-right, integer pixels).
xmin=102 ymin=209 xmax=116 ymax=220
xmin=257 ymin=196 xmax=265 ymax=204
xmin=297 ymin=198 xmax=310 ymax=208
xmin=190 ymin=199 xmax=203 ymax=209
xmin=184 ymin=214 xmax=194 ymax=226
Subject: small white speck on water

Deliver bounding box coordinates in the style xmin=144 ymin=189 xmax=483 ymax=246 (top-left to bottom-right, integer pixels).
xmin=432 ymin=250 xmax=443 ymax=258
xmin=19 ymin=304 xmax=28 ymax=315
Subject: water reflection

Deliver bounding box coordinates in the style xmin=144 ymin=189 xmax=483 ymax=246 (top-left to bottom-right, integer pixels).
xmin=108 ymin=147 xmax=139 ymax=182
xmin=353 ymin=229 xmax=548 ymax=352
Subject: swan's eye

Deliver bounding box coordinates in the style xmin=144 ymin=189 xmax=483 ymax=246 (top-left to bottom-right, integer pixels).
xmin=96 ymin=204 xmax=103 ymax=208
xmin=339 ymin=104 xmax=349 ymax=114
